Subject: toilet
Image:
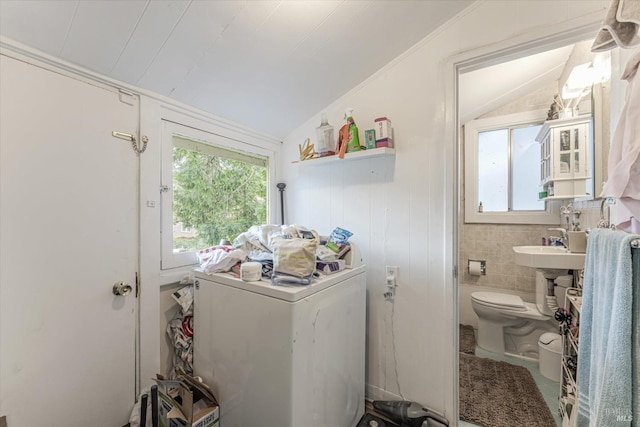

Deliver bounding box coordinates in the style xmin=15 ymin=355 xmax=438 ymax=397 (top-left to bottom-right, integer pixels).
xmin=471 ymin=272 xmax=572 ymax=358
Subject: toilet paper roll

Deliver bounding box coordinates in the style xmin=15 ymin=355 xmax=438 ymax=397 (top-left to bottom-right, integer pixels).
xmin=469 ymin=261 xmax=483 ymax=276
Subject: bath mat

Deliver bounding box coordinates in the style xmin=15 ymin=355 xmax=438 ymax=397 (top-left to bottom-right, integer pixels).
xmin=459 ymin=353 xmax=556 ymax=427
xmin=459 ymin=324 xmax=476 ymax=355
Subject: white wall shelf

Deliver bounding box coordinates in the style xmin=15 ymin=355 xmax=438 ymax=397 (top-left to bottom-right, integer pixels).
xmin=294 ymin=147 xmax=395 ymax=166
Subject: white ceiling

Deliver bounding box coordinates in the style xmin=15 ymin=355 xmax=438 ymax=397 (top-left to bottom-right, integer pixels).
xmin=0 ymin=0 xmax=474 ymax=139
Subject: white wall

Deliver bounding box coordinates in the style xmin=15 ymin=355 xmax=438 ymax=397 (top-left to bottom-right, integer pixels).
xmin=280 ymin=0 xmax=608 ymax=419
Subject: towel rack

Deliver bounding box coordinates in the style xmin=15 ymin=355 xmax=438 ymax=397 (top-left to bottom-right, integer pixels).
xmin=631 ymin=239 xmax=639 ymax=248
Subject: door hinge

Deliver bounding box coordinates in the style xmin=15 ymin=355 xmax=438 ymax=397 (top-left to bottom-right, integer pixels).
xmin=135 ymin=272 xmax=139 ymax=297
xmin=453 ymin=265 xmax=458 ymax=279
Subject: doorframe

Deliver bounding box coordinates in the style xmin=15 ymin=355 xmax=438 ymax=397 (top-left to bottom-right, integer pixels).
xmin=443 ymin=18 xmax=603 ymax=423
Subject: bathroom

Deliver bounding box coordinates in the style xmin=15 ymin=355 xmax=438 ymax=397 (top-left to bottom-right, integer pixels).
xmin=2 ymin=1 xmax=639 ymax=426
xmin=456 ymin=34 xmax=625 ymax=426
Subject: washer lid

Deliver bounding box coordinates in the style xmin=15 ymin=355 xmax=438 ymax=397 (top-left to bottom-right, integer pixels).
xmin=193 ymin=266 xmax=365 ymax=302
xmin=471 ymin=291 xmax=526 ymax=309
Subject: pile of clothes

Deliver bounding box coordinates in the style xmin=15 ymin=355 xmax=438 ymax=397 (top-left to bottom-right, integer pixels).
xmin=197 ymin=224 xmax=354 ymax=285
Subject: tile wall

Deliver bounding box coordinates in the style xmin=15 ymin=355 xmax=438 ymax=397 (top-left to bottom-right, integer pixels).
xmin=459 ymin=201 xmax=604 ymax=293
xmin=572 ymin=199 xmax=609 ymax=229
xmin=459 ymin=223 xmax=551 ymax=293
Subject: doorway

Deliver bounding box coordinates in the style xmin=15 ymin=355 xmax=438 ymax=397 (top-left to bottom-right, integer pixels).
xmin=452 ymin=25 xmax=607 ymax=427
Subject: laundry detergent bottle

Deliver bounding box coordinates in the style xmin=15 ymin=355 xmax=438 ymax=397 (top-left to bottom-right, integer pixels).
xmin=344 ymin=108 xmax=361 ymax=153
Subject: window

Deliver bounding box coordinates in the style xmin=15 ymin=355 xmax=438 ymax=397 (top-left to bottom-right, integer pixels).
xmin=161 ymin=121 xmax=271 ymax=269
xmin=465 ymin=110 xmax=560 ymax=224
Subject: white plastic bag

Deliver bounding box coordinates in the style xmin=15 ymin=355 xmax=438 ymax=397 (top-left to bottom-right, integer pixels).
xmin=197 ymin=245 xmax=247 ymax=274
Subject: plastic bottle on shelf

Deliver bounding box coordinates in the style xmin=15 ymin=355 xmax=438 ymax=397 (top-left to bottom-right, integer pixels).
xmin=344 ymin=108 xmax=361 ymax=153
xmin=315 ymin=113 xmax=335 ymax=157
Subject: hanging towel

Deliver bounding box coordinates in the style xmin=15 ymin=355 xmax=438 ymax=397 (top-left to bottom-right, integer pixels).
xmin=592 ymin=0 xmax=640 ymax=52
xmin=577 ymin=229 xmax=639 ymax=426
xmin=600 ymin=48 xmax=640 ymax=223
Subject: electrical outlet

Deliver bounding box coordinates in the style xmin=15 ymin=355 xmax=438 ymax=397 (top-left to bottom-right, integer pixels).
xmin=386 ymin=266 xmax=398 ymax=287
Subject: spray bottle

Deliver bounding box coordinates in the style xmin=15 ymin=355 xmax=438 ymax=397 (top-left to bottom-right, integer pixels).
xmin=344 ymin=108 xmax=361 ymax=154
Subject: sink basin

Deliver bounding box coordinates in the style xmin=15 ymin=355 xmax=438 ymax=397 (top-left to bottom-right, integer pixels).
xmin=513 ymin=246 xmax=586 ymax=271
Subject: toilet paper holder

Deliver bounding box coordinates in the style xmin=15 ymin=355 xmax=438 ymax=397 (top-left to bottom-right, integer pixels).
xmin=468 ymin=259 xmax=486 ymax=275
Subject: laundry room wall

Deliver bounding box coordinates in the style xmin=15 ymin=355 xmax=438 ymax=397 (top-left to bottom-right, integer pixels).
xmin=280 ymin=0 xmax=609 ymax=419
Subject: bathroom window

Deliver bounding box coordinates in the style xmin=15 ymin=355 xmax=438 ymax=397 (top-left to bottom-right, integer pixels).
xmin=465 ymin=110 xmax=560 ymax=224
xmin=161 ymin=120 xmax=272 ymax=270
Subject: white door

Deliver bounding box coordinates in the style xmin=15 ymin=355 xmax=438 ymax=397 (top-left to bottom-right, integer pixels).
xmin=0 ymin=55 xmax=138 ymax=426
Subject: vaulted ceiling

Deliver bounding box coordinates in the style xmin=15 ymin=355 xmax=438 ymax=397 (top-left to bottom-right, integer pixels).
xmin=0 ymin=0 xmax=474 ymax=139
xmin=459 ymin=45 xmax=575 ymax=124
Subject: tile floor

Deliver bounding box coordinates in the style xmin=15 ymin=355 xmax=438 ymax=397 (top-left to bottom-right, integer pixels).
xmin=459 ymin=346 xmax=562 ymax=427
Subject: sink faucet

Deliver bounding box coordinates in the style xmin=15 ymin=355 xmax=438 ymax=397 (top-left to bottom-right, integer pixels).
xmin=547 ymin=227 xmax=568 ymax=248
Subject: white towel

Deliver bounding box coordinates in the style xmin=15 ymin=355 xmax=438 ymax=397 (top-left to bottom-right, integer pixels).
xmin=600 ymin=48 xmax=640 ymax=223
xmin=577 ymin=229 xmax=639 ymax=426
xmin=592 ymin=0 xmax=640 ymax=52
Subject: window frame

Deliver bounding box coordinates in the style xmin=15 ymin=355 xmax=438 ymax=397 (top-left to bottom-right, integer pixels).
xmin=161 ymin=119 xmax=274 ymax=270
xmin=464 ymin=109 xmax=560 ymax=224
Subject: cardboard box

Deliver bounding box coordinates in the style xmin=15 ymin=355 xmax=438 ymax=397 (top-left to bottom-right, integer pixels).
xmin=316 ymin=259 xmax=346 ymax=275
xmin=374 ymin=117 xmax=393 ymax=148
xmin=155 ymin=373 xmax=219 ymax=427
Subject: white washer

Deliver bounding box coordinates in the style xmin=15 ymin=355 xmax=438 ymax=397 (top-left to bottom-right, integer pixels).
xmin=193 ymin=266 xmax=366 ymax=427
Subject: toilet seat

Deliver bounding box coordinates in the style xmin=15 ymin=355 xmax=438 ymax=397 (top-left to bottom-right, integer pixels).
xmin=471 ymin=291 xmax=551 ymax=321
xmin=471 ymin=291 xmax=526 ymax=310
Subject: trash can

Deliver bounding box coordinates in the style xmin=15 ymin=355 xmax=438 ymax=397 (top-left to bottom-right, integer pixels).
xmin=538 ymin=332 xmax=562 ymax=381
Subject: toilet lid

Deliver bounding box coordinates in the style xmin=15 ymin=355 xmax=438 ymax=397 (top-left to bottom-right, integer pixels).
xmin=471 ymin=291 xmax=526 ymax=309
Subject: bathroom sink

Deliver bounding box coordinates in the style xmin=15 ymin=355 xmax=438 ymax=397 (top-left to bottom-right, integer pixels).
xmin=512 ymin=246 xmax=586 ymax=271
